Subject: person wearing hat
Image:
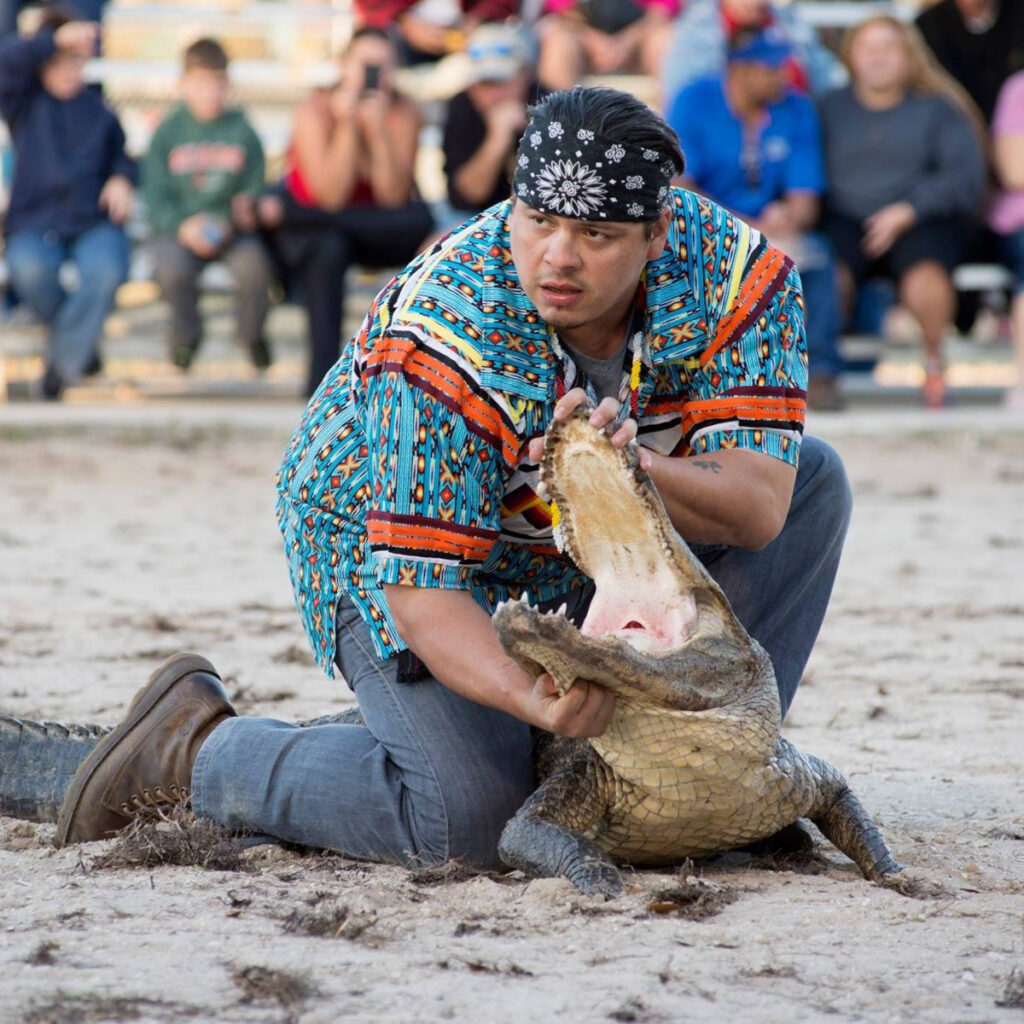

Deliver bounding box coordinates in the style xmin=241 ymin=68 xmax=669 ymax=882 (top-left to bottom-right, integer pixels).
xmin=55 ymin=87 xmax=852 ymax=875
xmin=666 ymin=25 xmax=844 ymax=411
xmin=443 ymin=22 xmax=543 ymax=216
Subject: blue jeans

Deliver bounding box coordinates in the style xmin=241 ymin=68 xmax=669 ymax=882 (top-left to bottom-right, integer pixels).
xmin=797 ymin=232 xmax=843 ymax=380
xmin=5 ymin=222 xmax=129 ymax=382
xmin=193 ymin=436 xmax=851 ymax=867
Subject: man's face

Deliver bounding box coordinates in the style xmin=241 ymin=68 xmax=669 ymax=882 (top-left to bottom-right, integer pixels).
xmin=722 ymin=0 xmax=771 ymax=26
xmin=180 ymin=67 xmax=229 ymax=123
xmin=469 ymin=72 xmax=528 ymax=110
xmin=734 ymin=60 xmax=787 ymax=105
xmin=40 ymin=51 xmax=87 ymax=100
xmin=509 ymin=200 xmax=670 ymax=338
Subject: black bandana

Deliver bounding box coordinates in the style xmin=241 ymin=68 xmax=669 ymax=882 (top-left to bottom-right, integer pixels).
xmin=513 ymin=113 xmax=674 ymax=222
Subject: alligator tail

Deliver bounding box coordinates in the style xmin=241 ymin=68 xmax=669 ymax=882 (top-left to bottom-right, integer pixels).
xmin=0 ymin=716 xmax=110 ymax=823
xmin=805 ymin=753 xmax=903 ymax=882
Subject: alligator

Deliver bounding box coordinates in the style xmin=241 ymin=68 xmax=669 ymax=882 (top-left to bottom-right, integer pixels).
xmin=491 ymin=408 xmax=904 ymax=896
xmin=0 ymin=409 xmax=903 ymax=898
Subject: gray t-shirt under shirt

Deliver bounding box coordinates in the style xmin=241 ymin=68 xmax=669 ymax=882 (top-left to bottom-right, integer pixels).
xmin=566 ymin=340 xmax=628 ymax=401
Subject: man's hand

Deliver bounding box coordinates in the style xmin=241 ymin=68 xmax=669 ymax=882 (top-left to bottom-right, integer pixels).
xmin=485 ymin=98 xmax=527 ymax=141
xmin=98 ymin=175 xmax=133 ymax=224
xmin=862 ymin=202 xmax=916 ymax=259
xmin=518 ymin=671 xmax=616 ymax=738
xmin=528 ymin=388 xmax=640 ymax=465
xmin=53 ymin=21 xmax=99 ymax=57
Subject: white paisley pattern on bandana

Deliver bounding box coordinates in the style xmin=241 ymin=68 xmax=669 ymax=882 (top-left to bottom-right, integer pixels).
xmin=535 ymin=159 xmax=608 ymax=217
xmin=515 ymin=114 xmax=675 ymax=221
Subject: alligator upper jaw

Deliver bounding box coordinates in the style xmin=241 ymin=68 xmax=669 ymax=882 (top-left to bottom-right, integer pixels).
xmin=540 ymin=409 xmax=750 ymax=658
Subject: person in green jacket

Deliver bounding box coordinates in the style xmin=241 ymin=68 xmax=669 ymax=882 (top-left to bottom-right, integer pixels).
xmin=142 ymin=37 xmax=273 ymax=370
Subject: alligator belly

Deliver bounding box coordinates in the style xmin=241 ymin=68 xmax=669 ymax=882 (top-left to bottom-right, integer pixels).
xmin=596 ymin=759 xmax=818 ymax=865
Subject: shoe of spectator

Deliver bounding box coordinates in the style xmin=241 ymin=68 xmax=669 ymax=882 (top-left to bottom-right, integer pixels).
xmin=249 ymin=336 xmax=273 ymax=371
xmin=171 ymin=340 xmax=199 ymax=371
xmin=41 ymin=365 xmax=64 ymax=401
xmin=83 ymin=352 xmax=103 ymax=378
xmin=807 ymin=376 xmax=844 ymax=412
xmin=922 ymin=366 xmax=948 ymax=410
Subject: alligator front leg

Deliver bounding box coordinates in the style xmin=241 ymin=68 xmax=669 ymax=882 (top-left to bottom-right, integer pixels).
xmin=803 ymin=749 xmax=903 ymax=882
xmin=498 ymin=749 xmax=622 ymax=898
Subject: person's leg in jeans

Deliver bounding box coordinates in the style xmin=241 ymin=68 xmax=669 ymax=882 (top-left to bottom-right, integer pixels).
xmin=48 ymin=221 xmax=129 ymax=382
xmin=192 ymin=595 xmax=536 ymax=867
xmin=219 ymin=235 xmax=273 ymax=365
xmin=4 ymin=231 xmax=66 ymax=325
xmin=149 ymin=235 xmax=205 ymax=367
xmin=332 ymin=201 xmax=434 ymax=272
xmin=799 ymin=233 xmax=844 ymax=410
xmin=690 ymin=435 xmax=852 ymax=718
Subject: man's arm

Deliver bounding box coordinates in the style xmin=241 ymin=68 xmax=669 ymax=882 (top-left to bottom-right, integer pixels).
xmin=383 ymin=584 xmax=616 ymax=737
xmin=532 ymin=392 xmax=796 ymax=551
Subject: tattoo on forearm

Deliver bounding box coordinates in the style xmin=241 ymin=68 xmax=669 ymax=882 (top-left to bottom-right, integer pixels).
xmin=691 ymin=459 xmax=722 ymax=474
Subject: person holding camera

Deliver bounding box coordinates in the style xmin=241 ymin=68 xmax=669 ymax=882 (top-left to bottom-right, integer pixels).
xmin=258 ymin=27 xmax=433 ymax=396
xmin=142 ymin=38 xmax=273 ymax=371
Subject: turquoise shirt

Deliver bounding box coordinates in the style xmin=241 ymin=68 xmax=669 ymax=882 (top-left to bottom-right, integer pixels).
xmin=275 ymin=190 xmax=808 ymax=675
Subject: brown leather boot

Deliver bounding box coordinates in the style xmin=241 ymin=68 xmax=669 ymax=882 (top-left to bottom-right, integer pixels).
xmin=55 ymin=653 xmax=236 ymax=846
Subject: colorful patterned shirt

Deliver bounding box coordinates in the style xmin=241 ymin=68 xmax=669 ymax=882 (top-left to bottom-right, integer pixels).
xmin=275 ymin=189 xmax=807 ymax=675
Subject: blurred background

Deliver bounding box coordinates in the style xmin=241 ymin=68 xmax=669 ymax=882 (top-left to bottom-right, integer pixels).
xmin=1 ymin=0 xmax=1021 ymax=411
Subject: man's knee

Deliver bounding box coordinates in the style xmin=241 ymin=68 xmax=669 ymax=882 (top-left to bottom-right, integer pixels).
xmin=795 ymin=436 xmax=852 ymax=536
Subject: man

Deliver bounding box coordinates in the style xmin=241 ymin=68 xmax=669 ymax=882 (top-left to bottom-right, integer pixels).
xmin=666 ymin=25 xmax=843 ymax=409
xmin=916 ymin=0 xmax=1024 ymax=124
xmin=55 ymin=88 xmax=851 ymax=873
xmin=0 ymin=12 xmax=134 ymax=400
xmin=143 ymin=37 xmax=273 ymax=371
xmin=660 ymin=0 xmax=845 ymax=107
xmin=443 ymin=21 xmax=539 ymax=216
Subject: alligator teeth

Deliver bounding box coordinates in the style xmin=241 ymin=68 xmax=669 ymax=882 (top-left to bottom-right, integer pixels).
xmin=556 ymin=602 xmax=568 ymax=617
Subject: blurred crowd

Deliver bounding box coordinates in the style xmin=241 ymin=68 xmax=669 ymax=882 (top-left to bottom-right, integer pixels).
xmin=1 ymin=0 xmax=1023 ymax=408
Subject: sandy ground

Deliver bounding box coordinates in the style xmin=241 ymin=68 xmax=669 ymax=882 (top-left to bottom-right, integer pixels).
xmin=1 ymin=402 xmax=1023 ymax=1024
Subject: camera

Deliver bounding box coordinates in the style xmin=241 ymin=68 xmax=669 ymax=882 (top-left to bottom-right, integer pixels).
xmin=363 ymin=64 xmax=381 ymax=92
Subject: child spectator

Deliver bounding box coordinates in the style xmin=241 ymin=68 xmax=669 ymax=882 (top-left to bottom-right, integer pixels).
xmin=258 ymin=28 xmax=433 ymax=396
xmin=818 ymin=15 xmax=986 ymax=409
xmin=537 ymin=0 xmax=678 ymax=93
xmin=989 ymin=70 xmax=1024 ymax=408
xmin=916 ymin=0 xmax=1024 ymax=124
xmin=143 ymin=37 xmax=273 ymax=370
xmin=0 ymin=13 xmax=134 ymax=400
xmin=443 ymin=22 xmax=540 ymax=216
xmin=667 ymin=25 xmax=843 ymax=410
xmin=661 ymin=0 xmax=845 ymax=108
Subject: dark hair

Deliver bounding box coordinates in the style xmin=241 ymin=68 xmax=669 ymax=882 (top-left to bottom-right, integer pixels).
xmin=528 ymin=86 xmax=686 ymax=179
xmin=183 ymin=37 xmax=229 ymax=72
xmin=38 ymin=3 xmax=80 ymax=38
xmin=346 ymin=26 xmax=392 ymax=51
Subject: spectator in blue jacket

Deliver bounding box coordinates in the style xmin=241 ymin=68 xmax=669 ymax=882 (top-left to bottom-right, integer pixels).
xmin=0 ymin=13 xmax=134 ymax=399
xmin=667 ymin=25 xmax=843 ymax=410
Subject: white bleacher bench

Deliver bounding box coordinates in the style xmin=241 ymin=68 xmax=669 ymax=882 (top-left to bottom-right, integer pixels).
xmin=951 ymin=263 xmax=1016 ymax=293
